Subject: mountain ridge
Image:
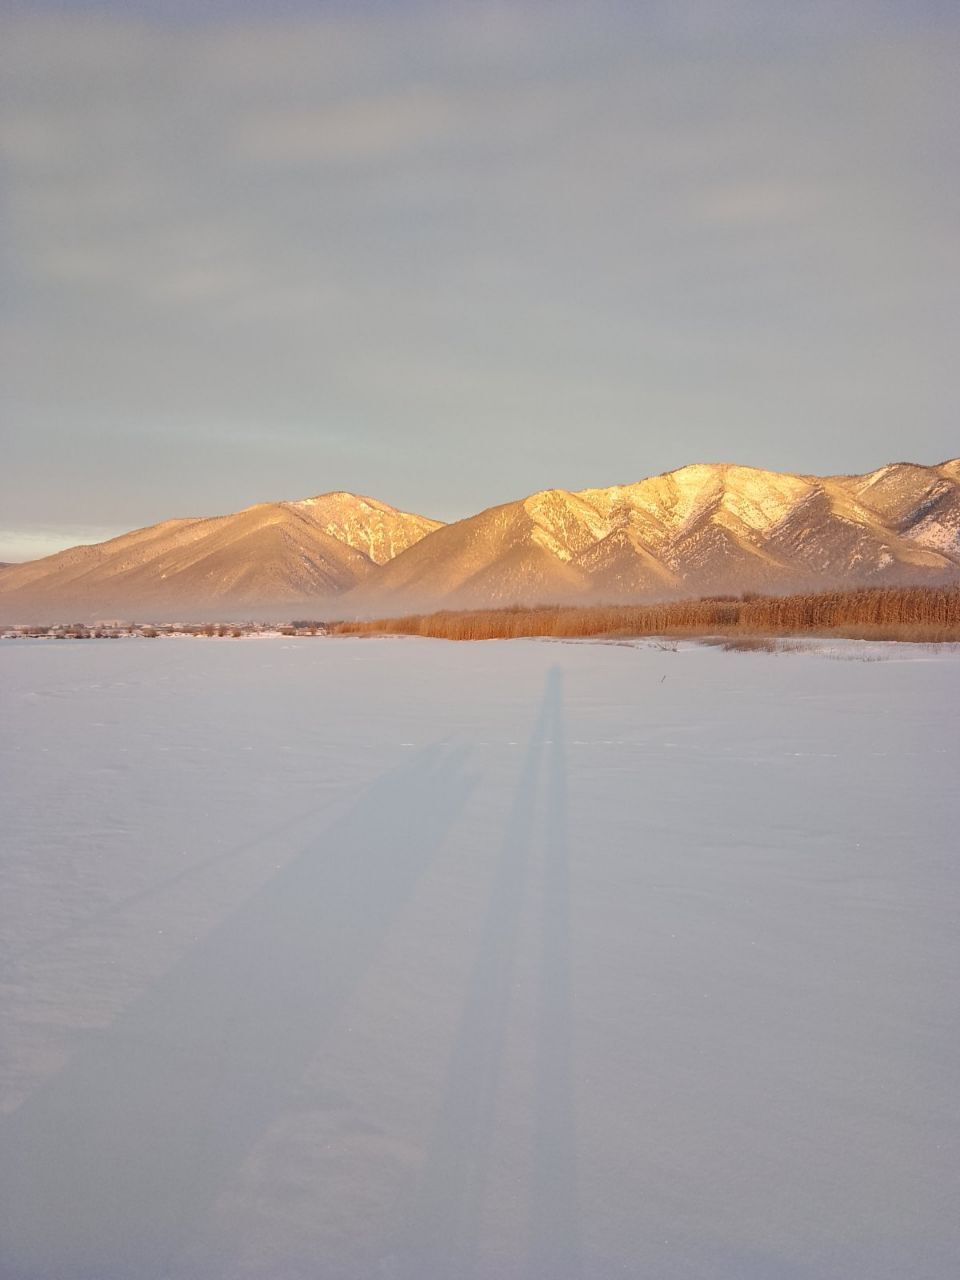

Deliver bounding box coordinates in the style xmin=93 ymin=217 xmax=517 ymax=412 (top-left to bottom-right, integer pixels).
xmin=342 ymin=459 xmax=960 ymax=613
xmin=2 ymin=460 xmax=958 ymax=622
xmin=0 ymin=493 xmax=442 ymax=621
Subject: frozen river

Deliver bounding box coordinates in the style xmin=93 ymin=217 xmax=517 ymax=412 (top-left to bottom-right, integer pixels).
xmin=1 ymin=636 xmax=958 ymax=1279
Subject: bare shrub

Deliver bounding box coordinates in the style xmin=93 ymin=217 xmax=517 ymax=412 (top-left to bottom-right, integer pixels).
xmin=717 ymin=636 xmax=781 ymax=653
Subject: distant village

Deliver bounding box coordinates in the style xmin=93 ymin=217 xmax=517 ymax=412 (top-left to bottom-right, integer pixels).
xmin=1 ymin=621 xmax=330 ymax=640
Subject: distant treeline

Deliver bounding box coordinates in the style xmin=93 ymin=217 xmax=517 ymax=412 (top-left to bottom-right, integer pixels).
xmin=331 ymin=586 xmax=960 ymax=643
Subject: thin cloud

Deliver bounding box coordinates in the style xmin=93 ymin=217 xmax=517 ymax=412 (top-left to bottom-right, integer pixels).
xmin=1 ymin=2 xmax=958 ymax=536
xmin=0 ymin=526 xmax=130 ymax=564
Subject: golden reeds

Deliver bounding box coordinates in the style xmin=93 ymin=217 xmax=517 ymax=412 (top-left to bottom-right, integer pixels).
xmin=330 ymin=586 xmax=960 ymax=643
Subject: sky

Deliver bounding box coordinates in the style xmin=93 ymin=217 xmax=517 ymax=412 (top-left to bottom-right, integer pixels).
xmin=1 ymin=1 xmax=958 ymax=561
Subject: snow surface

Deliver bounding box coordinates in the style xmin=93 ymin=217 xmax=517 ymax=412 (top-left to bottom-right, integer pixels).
xmin=1 ymin=636 xmax=958 ymax=1280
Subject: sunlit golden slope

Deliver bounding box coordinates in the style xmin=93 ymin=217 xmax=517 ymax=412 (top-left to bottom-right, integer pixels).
xmin=0 ymin=494 xmax=442 ymax=622
xmin=343 ymin=460 xmax=960 ymax=613
xmin=1 ymin=462 xmax=958 ymax=621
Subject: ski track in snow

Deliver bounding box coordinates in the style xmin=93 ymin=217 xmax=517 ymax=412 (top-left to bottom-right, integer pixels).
xmin=0 ymin=636 xmax=958 ymax=1280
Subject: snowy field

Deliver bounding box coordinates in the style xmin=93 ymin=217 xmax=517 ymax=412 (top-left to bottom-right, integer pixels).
xmin=1 ymin=635 xmax=958 ymax=1280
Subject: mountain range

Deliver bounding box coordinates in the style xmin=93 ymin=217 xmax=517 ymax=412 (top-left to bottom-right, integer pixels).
xmin=2 ymin=460 xmax=958 ymax=622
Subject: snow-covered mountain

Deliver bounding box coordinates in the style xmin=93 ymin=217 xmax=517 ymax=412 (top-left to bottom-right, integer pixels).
xmin=339 ymin=460 xmax=960 ymax=613
xmin=1 ymin=462 xmax=958 ymax=621
xmin=0 ymin=493 xmax=442 ymax=621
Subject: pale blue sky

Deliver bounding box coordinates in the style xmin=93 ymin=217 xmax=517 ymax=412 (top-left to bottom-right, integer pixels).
xmin=1 ymin=1 xmax=958 ymax=560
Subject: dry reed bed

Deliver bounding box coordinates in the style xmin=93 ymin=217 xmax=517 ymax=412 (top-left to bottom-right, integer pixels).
xmin=331 ymin=587 xmax=960 ymax=644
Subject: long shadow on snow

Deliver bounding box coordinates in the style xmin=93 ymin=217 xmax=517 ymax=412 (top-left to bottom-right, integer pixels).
xmin=2 ymin=788 xmax=349 ymax=972
xmin=0 ymin=741 xmax=476 ymax=1280
xmin=397 ymin=668 xmax=582 ymax=1280
xmin=529 ymin=669 xmax=582 ymax=1280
